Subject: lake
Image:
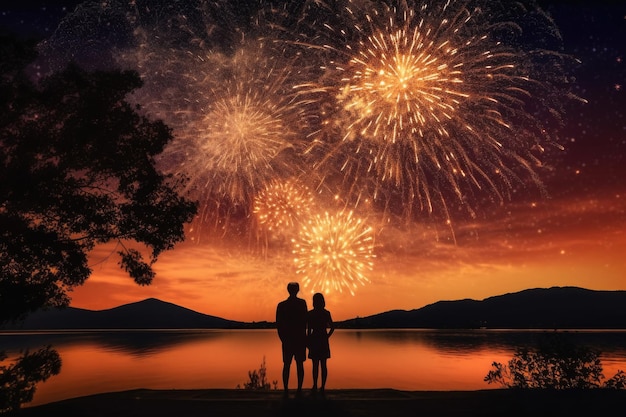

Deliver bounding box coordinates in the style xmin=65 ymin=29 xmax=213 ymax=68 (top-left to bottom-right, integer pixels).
xmin=2 ymin=329 xmax=626 ymax=407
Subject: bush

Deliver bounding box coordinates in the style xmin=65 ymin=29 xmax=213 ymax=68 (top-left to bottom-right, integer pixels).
xmin=237 ymin=356 xmax=277 ymax=390
xmin=485 ymin=333 xmax=625 ymax=389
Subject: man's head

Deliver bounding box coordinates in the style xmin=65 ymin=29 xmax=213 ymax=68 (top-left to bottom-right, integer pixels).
xmin=287 ymin=282 xmax=299 ymax=296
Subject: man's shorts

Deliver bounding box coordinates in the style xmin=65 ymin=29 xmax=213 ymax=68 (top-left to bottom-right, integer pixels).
xmin=282 ymin=342 xmax=306 ymax=363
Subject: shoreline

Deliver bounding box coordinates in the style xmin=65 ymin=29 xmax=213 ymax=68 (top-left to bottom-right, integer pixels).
xmin=15 ymin=388 xmax=626 ymax=416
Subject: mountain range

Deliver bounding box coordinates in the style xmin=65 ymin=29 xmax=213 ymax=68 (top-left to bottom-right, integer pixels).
xmin=2 ymin=298 xmax=253 ymax=330
xmin=3 ymin=286 xmax=626 ymax=330
xmin=339 ymin=286 xmax=626 ymax=329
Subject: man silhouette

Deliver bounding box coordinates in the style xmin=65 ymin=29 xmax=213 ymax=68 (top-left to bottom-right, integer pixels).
xmin=276 ymin=282 xmax=308 ymax=397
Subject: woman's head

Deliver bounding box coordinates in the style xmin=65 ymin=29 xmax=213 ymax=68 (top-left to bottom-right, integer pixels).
xmin=312 ymin=292 xmax=325 ymax=309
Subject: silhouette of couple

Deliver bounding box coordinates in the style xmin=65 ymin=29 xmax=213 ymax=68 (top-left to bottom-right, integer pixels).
xmin=276 ymin=282 xmax=334 ymax=397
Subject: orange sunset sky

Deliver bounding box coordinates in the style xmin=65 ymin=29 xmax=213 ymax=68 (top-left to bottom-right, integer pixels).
xmin=70 ymin=182 xmax=626 ymax=322
xmin=9 ymin=1 xmax=623 ymax=323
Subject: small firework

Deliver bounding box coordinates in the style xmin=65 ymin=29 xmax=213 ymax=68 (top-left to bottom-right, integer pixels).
xmin=292 ymin=210 xmax=375 ymax=295
xmin=253 ymin=179 xmax=315 ymax=235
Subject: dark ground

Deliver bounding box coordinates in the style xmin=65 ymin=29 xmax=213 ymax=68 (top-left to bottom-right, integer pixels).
xmin=12 ymin=388 xmax=626 ymax=417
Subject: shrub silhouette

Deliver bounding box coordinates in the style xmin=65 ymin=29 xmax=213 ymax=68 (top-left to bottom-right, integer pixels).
xmin=237 ymin=356 xmax=277 ymax=390
xmin=485 ymin=333 xmax=626 ymax=389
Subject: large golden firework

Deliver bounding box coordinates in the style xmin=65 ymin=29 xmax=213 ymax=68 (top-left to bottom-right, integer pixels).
xmin=293 ymin=0 xmax=572 ymax=221
xmin=292 ymin=210 xmax=375 ymax=295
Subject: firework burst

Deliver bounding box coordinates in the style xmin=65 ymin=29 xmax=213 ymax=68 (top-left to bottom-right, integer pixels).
xmin=253 ymin=179 xmax=315 ymax=236
xmin=290 ymin=0 xmax=572 ymax=222
xmin=292 ymin=210 xmax=375 ymax=295
xmin=117 ymin=34 xmax=314 ymax=235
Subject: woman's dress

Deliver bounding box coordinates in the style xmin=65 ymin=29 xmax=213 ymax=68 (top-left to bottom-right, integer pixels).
xmin=307 ymin=308 xmax=331 ymax=360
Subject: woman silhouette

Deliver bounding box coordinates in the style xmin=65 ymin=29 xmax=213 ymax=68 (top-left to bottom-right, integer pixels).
xmin=307 ymin=292 xmax=335 ymax=394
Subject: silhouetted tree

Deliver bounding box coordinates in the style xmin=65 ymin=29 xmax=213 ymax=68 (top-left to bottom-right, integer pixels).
xmin=0 ymin=34 xmax=197 ymax=322
xmin=485 ymin=333 xmax=626 ymax=389
xmin=0 ymin=347 xmax=62 ymax=413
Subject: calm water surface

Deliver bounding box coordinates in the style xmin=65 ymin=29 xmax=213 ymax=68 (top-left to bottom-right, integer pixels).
xmin=2 ymin=329 xmax=626 ymax=406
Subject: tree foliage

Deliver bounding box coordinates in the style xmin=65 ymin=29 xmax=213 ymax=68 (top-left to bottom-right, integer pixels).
xmin=0 ymin=35 xmax=197 ymax=322
xmin=485 ymin=333 xmax=626 ymax=389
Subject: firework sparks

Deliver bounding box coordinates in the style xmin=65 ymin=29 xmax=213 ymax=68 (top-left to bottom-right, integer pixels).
xmin=253 ymin=179 xmax=315 ymax=235
xmin=32 ymin=0 xmax=586 ymax=302
xmin=117 ymin=35 xmax=314 ymax=235
xmin=291 ymin=0 xmax=571 ymax=221
xmin=165 ymin=70 xmax=302 ymax=207
xmin=292 ymin=210 xmax=375 ymax=295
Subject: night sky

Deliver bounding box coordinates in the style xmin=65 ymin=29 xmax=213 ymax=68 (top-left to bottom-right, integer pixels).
xmin=2 ymin=0 xmax=624 ymax=322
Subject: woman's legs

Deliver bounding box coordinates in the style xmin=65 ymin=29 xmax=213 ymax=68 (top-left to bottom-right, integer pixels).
xmin=320 ymin=359 xmax=328 ymax=391
xmin=312 ymin=359 xmax=319 ymax=390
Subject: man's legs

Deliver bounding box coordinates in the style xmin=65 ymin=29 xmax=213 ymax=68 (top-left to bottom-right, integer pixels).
xmin=296 ymin=360 xmax=304 ymax=393
xmin=282 ymin=359 xmax=291 ymax=395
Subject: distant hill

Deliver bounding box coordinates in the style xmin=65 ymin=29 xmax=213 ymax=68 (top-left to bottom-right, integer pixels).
xmin=2 ymin=298 xmax=258 ymax=330
xmin=3 ymin=287 xmax=626 ymax=330
xmin=338 ymin=287 xmax=626 ymax=329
